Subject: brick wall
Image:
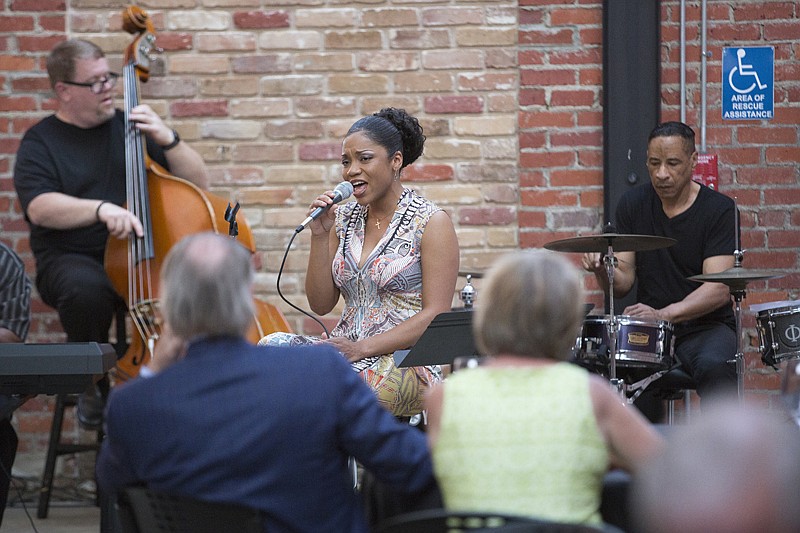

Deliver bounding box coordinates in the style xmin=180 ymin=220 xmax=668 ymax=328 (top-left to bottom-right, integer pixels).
xmin=1 ymin=0 xmax=798 ymax=456
xmin=519 ymin=0 xmax=800 ymax=409
xmin=1 ymin=1 xmax=519 ymax=455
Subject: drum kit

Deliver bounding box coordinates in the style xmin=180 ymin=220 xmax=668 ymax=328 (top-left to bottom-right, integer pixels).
xmin=455 ymin=230 xmax=797 ymax=402
xmin=543 ymin=231 xmax=793 ymax=402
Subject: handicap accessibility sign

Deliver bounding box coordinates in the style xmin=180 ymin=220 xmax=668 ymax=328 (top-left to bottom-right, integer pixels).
xmin=722 ymin=46 xmax=774 ymax=120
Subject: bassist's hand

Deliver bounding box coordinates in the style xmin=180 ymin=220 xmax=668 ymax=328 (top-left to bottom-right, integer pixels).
xmin=96 ymin=201 xmax=144 ymax=239
xmin=129 ymin=104 xmax=173 ymax=147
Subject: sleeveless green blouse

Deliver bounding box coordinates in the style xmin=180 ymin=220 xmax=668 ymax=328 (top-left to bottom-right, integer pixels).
xmin=432 ymin=363 xmax=607 ymax=526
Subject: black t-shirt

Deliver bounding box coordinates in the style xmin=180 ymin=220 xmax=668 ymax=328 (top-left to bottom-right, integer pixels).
xmin=616 ymin=182 xmax=736 ymax=328
xmin=13 ymin=110 xmax=168 ymax=273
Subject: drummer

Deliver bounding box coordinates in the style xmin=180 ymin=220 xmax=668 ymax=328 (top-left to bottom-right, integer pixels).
xmin=582 ymin=121 xmax=737 ymax=399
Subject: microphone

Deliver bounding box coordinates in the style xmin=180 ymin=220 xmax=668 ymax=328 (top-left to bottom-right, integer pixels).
xmin=295 ymin=181 xmax=354 ymax=233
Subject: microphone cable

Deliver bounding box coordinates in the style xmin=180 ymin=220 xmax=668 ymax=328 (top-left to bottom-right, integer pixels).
xmin=275 ymin=230 xmax=330 ymax=339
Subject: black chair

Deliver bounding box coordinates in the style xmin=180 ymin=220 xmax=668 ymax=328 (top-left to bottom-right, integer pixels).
xmin=378 ymin=509 xmax=602 ymax=533
xmin=115 ymin=485 xmax=263 ymax=533
xmin=650 ymin=366 xmax=698 ymax=424
xmin=37 ymin=393 xmax=103 ymax=518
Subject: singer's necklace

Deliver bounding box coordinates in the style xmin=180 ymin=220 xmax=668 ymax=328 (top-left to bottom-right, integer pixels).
xmin=373 ymin=213 xmax=389 ymax=230
xmin=368 ymin=189 xmax=406 ymax=230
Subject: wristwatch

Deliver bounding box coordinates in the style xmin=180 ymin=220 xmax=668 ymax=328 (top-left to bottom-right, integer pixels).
xmin=162 ymin=129 xmax=181 ymax=152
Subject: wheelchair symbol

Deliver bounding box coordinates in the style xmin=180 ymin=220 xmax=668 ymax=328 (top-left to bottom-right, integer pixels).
xmin=728 ymin=48 xmax=768 ymax=94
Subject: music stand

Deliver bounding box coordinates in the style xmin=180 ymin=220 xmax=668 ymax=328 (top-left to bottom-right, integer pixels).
xmin=394 ymin=311 xmax=477 ymax=367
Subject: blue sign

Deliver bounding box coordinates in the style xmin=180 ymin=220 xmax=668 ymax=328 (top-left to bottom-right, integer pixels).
xmin=722 ymin=46 xmax=774 ymax=120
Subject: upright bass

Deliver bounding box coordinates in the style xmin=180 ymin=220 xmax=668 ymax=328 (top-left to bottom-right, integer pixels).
xmin=105 ymin=6 xmax=290 ymax=382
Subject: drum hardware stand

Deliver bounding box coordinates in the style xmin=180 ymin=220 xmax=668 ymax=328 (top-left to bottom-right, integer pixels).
xmin=625 ymin=367 xmax=674 ymax=404
xmin=730 ymin=247 xmax=747 ymax=401
xmin=460 ymin=274 xmax=476 ymax=309
xmin=603 ymin=242 xmax=624 ymax=399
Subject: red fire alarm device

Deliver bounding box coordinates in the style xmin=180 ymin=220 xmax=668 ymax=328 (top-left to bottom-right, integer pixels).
xmin=693 ymin=153 xmax=719 ymax=190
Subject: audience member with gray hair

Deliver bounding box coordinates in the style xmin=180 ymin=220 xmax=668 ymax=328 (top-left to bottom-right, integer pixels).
xmin=97 ymin=232 xmax=437 ymax=532
xmin=632 ymin=398 xmax=800 ymax=533
xmin=425 ymin=249 xmax=664 ymax=529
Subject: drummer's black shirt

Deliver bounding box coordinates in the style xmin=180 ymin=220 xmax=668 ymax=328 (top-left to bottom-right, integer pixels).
xmin=616 ymin=182 xmax=736 ymax=330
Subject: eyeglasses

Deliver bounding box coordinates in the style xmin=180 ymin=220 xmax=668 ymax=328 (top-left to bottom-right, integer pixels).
xmin=61 ymin=72 xmax=120 ymax=94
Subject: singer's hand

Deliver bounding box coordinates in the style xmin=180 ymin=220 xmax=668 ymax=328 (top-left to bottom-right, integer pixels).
xmin=308 ymin=192 xmax=338 ymax=234
xmin=324 ymin=336 xmax=367 ymax=363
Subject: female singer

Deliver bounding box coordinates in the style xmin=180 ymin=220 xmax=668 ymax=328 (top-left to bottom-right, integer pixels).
xmin=262 ymin=108 xmax=459 ymax=417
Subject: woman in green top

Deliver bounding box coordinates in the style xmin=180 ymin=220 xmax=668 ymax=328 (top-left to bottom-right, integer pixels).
xmin=425 ymin=250 xmax=664 ymax=528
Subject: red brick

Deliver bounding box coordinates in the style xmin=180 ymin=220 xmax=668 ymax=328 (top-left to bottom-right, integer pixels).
xmin=16 ymin=35 xmax=64 ymax=52
xmin=170 ymin=100 xmax=228 ymax=117
xmin=765 ymin=21 xmax=800 ymax=41
xmin=10 ymin=0 xmax=65 ymax=10
xmin=766 ymin=147 xmax=800 ymax=164
xmin=0 ymin=55 xmax=37 ymax=71
xmin=233 ymin=11 xmax=290 ymax=29
xmin=550 ymin=130 xmax=602 ymax=148
xmin=519 ymin=9 xmax=544 ymax=25
xmin=403 ymin=164 xmax=453 ymax=182
xmin=298 ymin=142 xmax=339 ymax=161
xmin=155 ymin=33 xmax=194 ymax=51
xmin=550 ymin=89 xmax=596 ymax=107
xmin=520 ymin=68 xmax=576 ymax=86
xmin=518 ymin=211 xmax=546 ymax=229
xmin=11 ymin=76 xmax=50 ymax=92
xmin=519 ymin=88 xmax=546 ymax=106
xmin=549 ymin=48 xmax=602 ymax=66
xmin=521 ymin=190 xmax=578 ymax=207
xmin=519 ymin=151 xmax=574 ymax=169
xmin=519 ymin=132 xmax=545 ymax=149
xmin=519 ymin=110 xmax=574 ymax=129
xmin=551 ymin=169 xmax=602 ymax=187
xmin=733 ymin=2 xmax=795 ymax=21
xmin=519 ymin=29 xmax=574 ymax=46
xmin=708 ymin=23 xmax=761 ymax=41
xmin=40 ymin=15 xmax=65 ymax=32
xmin=519 ymin=171 xmax=545 ymax=187
xmin=736 ymin=166 xmax=796 ymax=185
xmin=768 ymin=230 xmax=800 ymax=249
xmin=550 ymin=8 xmax=601 ymax=26
xmin=0 ymin=15 xmax=34 ymax=31
xmin=424 ymin=95 xmax=483 ymax=114
xmin=518 ymin=50 xmax=545 ymax=66
xmin=458 ymin=207 xmax=515 ymax=226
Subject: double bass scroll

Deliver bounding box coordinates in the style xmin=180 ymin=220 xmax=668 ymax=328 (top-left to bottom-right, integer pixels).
xmin=105 ymin=6 xmax=290 ymax=382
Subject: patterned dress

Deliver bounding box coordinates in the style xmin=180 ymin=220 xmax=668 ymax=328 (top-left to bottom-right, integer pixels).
xmin=262 ymin=188 xmax=441 ymax=417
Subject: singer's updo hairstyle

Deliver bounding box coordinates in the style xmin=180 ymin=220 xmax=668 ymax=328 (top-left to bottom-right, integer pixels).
xmin=346 ymin=107 xmax=425 ymax=169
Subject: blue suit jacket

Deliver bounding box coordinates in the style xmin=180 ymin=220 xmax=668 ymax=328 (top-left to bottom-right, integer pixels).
xmin=97 ymin=336 xmax=434 ymax=532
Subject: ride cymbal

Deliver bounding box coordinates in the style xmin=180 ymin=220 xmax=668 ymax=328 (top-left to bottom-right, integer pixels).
xmin=544 ymin=233 xmax=677 ymax=253
xmin=689 ymin=267 xmax=785 ymax=287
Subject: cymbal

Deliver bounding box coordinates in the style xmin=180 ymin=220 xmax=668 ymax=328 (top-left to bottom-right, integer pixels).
xmin=458 ymin=271 xmax=484 ymax=279
xmin=689 ymin=267 xmax=785 ymax=288
xmin=544 ymin=233 xmax=677 ymax=253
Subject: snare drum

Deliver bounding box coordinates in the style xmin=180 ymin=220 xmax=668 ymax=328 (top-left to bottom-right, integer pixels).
xmin=575 ymin=315 xmax=674 ymax=370
xmin=756 ymin=304 xmax=800 ymax=366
